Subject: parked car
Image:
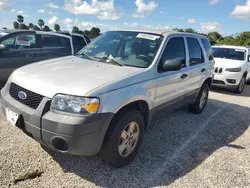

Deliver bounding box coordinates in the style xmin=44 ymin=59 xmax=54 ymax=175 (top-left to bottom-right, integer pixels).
xmin=0 ymin=29 xmax=214 ymax=167
xmin=212 ymin=45 xmax=250 ymax=93
xmin=0 ymin=30 xmax=90 ymax=84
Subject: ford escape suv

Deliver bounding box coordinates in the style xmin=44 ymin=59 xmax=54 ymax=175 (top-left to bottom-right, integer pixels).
xmin=1 ymin=29 xmax=214 ymax=167
xmin=212 ymin=45 xmax=250 ymax=93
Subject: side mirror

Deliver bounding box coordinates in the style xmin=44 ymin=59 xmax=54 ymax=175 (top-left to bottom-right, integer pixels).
xmin=0 ymin=44 xmax=6 ymax=51
xmin=161 ymin=59 xmax=182 ymax=71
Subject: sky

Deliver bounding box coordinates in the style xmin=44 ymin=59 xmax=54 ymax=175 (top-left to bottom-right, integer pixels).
xmin=0 ymin=0 xmax=250 ymax=35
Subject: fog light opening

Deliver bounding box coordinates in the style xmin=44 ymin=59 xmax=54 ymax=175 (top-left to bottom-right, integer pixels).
xmin=51 ymin=137 xmax=69 ymax=152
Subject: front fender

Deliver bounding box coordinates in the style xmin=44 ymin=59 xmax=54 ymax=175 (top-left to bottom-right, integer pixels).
xmin=97 ymin=83 xmax=155 ymax=114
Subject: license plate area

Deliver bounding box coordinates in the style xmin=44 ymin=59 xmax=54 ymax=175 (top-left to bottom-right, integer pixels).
xmin=6 ymin=108 xmax=19 ymax=126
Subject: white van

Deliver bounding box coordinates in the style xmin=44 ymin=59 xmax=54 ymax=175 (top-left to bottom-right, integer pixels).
xmin=212 ymin=45 xmax=250 ymax=93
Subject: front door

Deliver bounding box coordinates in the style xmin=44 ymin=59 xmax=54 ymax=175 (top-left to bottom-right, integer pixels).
xmin=0 ymin=32 xmax=41 ymax=83
xmin=155 ymin=36 xmax=190 ymax=110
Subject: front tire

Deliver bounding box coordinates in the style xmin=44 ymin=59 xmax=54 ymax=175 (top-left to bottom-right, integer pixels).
xmin=189 ymin=84 xmax=209 ymax=114
xmin=99 ymin=110 xmax=145 ymax=168
xmin=235 ymin=76 xmax=246 ymax=93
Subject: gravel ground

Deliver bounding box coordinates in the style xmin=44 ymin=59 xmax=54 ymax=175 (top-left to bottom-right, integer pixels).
xmin=1 ymin=86 xmax=250 ymax=188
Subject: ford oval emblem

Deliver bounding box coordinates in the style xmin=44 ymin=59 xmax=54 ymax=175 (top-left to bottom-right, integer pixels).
xmin=18 ymin=91 xmax=27 ymax=100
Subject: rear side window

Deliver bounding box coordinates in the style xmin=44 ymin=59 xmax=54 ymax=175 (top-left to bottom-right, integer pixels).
xmin=201 ymin=38 xmax=213 ymax=61
xmin=72 ymin=35 xmax=87 ymax=53
xmin=1 ymin=34 xmax=36 ymax=49
xmin=158 ymin=37 xmax=186 ymax=72
xmin=41 ymin=35 xmax=70 ymax=49
xmin=187 ymin=37 xmax=204 ymax=66
xmin=84 ymin=36 xmax=91 ymax=43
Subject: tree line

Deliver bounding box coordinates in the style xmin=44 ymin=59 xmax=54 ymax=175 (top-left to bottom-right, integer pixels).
xmin=173 ymin=28 xmax=250 ymax=46
xmin=12 ymin=15 xmax=101 ymax=38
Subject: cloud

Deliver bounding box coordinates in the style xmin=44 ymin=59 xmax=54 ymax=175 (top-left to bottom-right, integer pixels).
xmin=133 ymin=0 xmax=158 ymax=18
xmin=48 ymin=16 xmax=58 ymax=25
xmin=10 ymin=8 xmax=16 ymax=12
xmin=63 ymin=0 xmax=120 ymax=20
xmin=63 ymin=18 xmax=105 ymax=31
xmin=45 ymin=2 xmax=59 ymax=9
xmin=200 ymin=21 xmax=222 ymax=33
xmin=210 ymin=0 xmax=223 ymax=4
xmin=0 ymin=0 xmax=11 ymax=10
xmin=17 ymin=10 xmax=24 ymax=14
xmin=64 ymin=17 xmax=73 ymax=24
xmin=38 ymin=9 xmax=54 ymax=15
xmin=38 ymin=9 xmax=45 ymax=13
xmin=187 ymin=18 xmax=196 ymax=24
xmin=231 ymin=0 xmax=250 ymax=19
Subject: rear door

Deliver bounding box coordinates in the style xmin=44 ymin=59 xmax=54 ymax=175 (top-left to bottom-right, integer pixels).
xmin=0 ymin=32 xmax=41 ymax=83
xmin=185 ymin=37 xmax=209 ymax=93
xmin=39 ymin=34 xmax=72 ymax=61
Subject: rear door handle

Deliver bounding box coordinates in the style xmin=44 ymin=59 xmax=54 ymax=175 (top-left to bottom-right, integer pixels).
xmin=180 ymin=73 xmax=188 ymax=79
xmin=201 ymin=68 xmax=206 ymax=73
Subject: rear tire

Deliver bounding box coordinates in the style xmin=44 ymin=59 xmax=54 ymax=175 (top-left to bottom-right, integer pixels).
xmin=235 ymin=76 xmax=246 ymax=93
xmin=99 ymin=110 xmax=145 ymax=168
xmin=189 ymin=84 xmax=209 ymax=114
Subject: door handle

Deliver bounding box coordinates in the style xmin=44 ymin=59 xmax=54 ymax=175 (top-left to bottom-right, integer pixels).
xmin=180 ymin=73 xmax=188 ymax=79
xmin=201 ymin=68 xmax=206 ymax=73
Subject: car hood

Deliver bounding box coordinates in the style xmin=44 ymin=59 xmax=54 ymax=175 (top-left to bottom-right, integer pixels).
xmin=10 ymin=56 xmax=143 ymax=98
xmin=214 ymin=58 xmax=245 ymax=68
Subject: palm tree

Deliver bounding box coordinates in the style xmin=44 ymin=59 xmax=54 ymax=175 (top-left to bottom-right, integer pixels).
xmin=33 ymin=25 xmax=40 ymax=31
xmin=13 ymin=21 xmax=19 ymax=29
xmin=17 ymin=15 xmax=24 ymax=24
xmin=43 ymin=25 xmax=51 ymax=31
xmin=54 ymin=24 xmax=60 ymax=32
xmin=28 ymin=23 xmax=34 ymax=30
xmin=38 ymin=19 xmax=44 ymax=30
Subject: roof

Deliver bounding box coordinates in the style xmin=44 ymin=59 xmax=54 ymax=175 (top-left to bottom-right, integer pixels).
xmin=109 ymin=28 xmax=207 ymax=38
xmin=212 ymin=45 xmax=248 ymax=50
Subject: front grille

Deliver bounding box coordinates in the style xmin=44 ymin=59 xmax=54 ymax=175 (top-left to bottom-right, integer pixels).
xmin=9 ymin=83 xmax=44 ymax=109
xmin=213 ymin=80 xmax=225 ymax=85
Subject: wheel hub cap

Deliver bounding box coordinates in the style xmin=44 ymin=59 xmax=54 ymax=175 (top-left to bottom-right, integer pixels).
xmin=118 ymin=122 xmax=140 ymax=157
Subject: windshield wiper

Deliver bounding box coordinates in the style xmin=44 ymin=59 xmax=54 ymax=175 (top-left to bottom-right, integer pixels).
xmin=76 ymin=52 xmax=95 ymax=61
xmin=94 ymin=56 xmax=123 ymax=66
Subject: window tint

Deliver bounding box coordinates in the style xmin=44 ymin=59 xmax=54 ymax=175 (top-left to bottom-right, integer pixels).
xmin=158 ymin=37 xmax=186 ymax=72
xmin=15 ymin=34 xmax=36 ymax=49
xmin=187 ymin=37 xmax=204 ymax=65
xmin=72 ymin=35 xmax=86 ymax=53
xmin=1 ymin=36 xmax=15 ymax=48
xmin=41 ymin=35 xmax=70 ymax=48
xmin=84 ymin=36 xmax=91 ymax=43
xmin=1 ymin=34 xmax=36 ymax=49
xmin=201 ymin=38 xmax=213 ymax=61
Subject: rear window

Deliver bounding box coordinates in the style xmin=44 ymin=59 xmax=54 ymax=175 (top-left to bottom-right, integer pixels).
xmin=201 ymin=38 xmax=213 ymax=61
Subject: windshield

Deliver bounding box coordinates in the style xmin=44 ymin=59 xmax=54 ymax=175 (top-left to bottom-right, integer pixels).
xmin=78 ymin=31 xmax=163 ymax=68
xmin=212 ymin=47 xmax=246 ymax=61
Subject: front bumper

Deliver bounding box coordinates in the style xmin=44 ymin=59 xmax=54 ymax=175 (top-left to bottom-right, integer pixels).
xmin=0 ymin=84 xmax=113 ymax=156
xmin=212 ymin=71 xmax=243 ymax=89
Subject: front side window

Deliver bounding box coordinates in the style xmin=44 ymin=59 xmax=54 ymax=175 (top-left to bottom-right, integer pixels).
xmin=158 ymin=37 xmax=186 ymax=72
xmin=187 ymin=37 xmax=204 ymax=66
xmin=212 ymin=47 xmax=246 ymax=61
xmin=79 ymin=31 xmax=163 ymax=68
xmin=1 ymin=34 xmax=36 ymax=49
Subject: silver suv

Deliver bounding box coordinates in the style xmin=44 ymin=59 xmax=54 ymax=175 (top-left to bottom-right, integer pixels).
xmin=0 ymin=29 xmax=214 ymax=167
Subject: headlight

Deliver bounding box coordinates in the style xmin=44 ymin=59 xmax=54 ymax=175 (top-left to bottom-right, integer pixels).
xmin=225 ymin=67 xmax=241 ymax=72
xmin=51 ymin=94 xmax=100 ymax=115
